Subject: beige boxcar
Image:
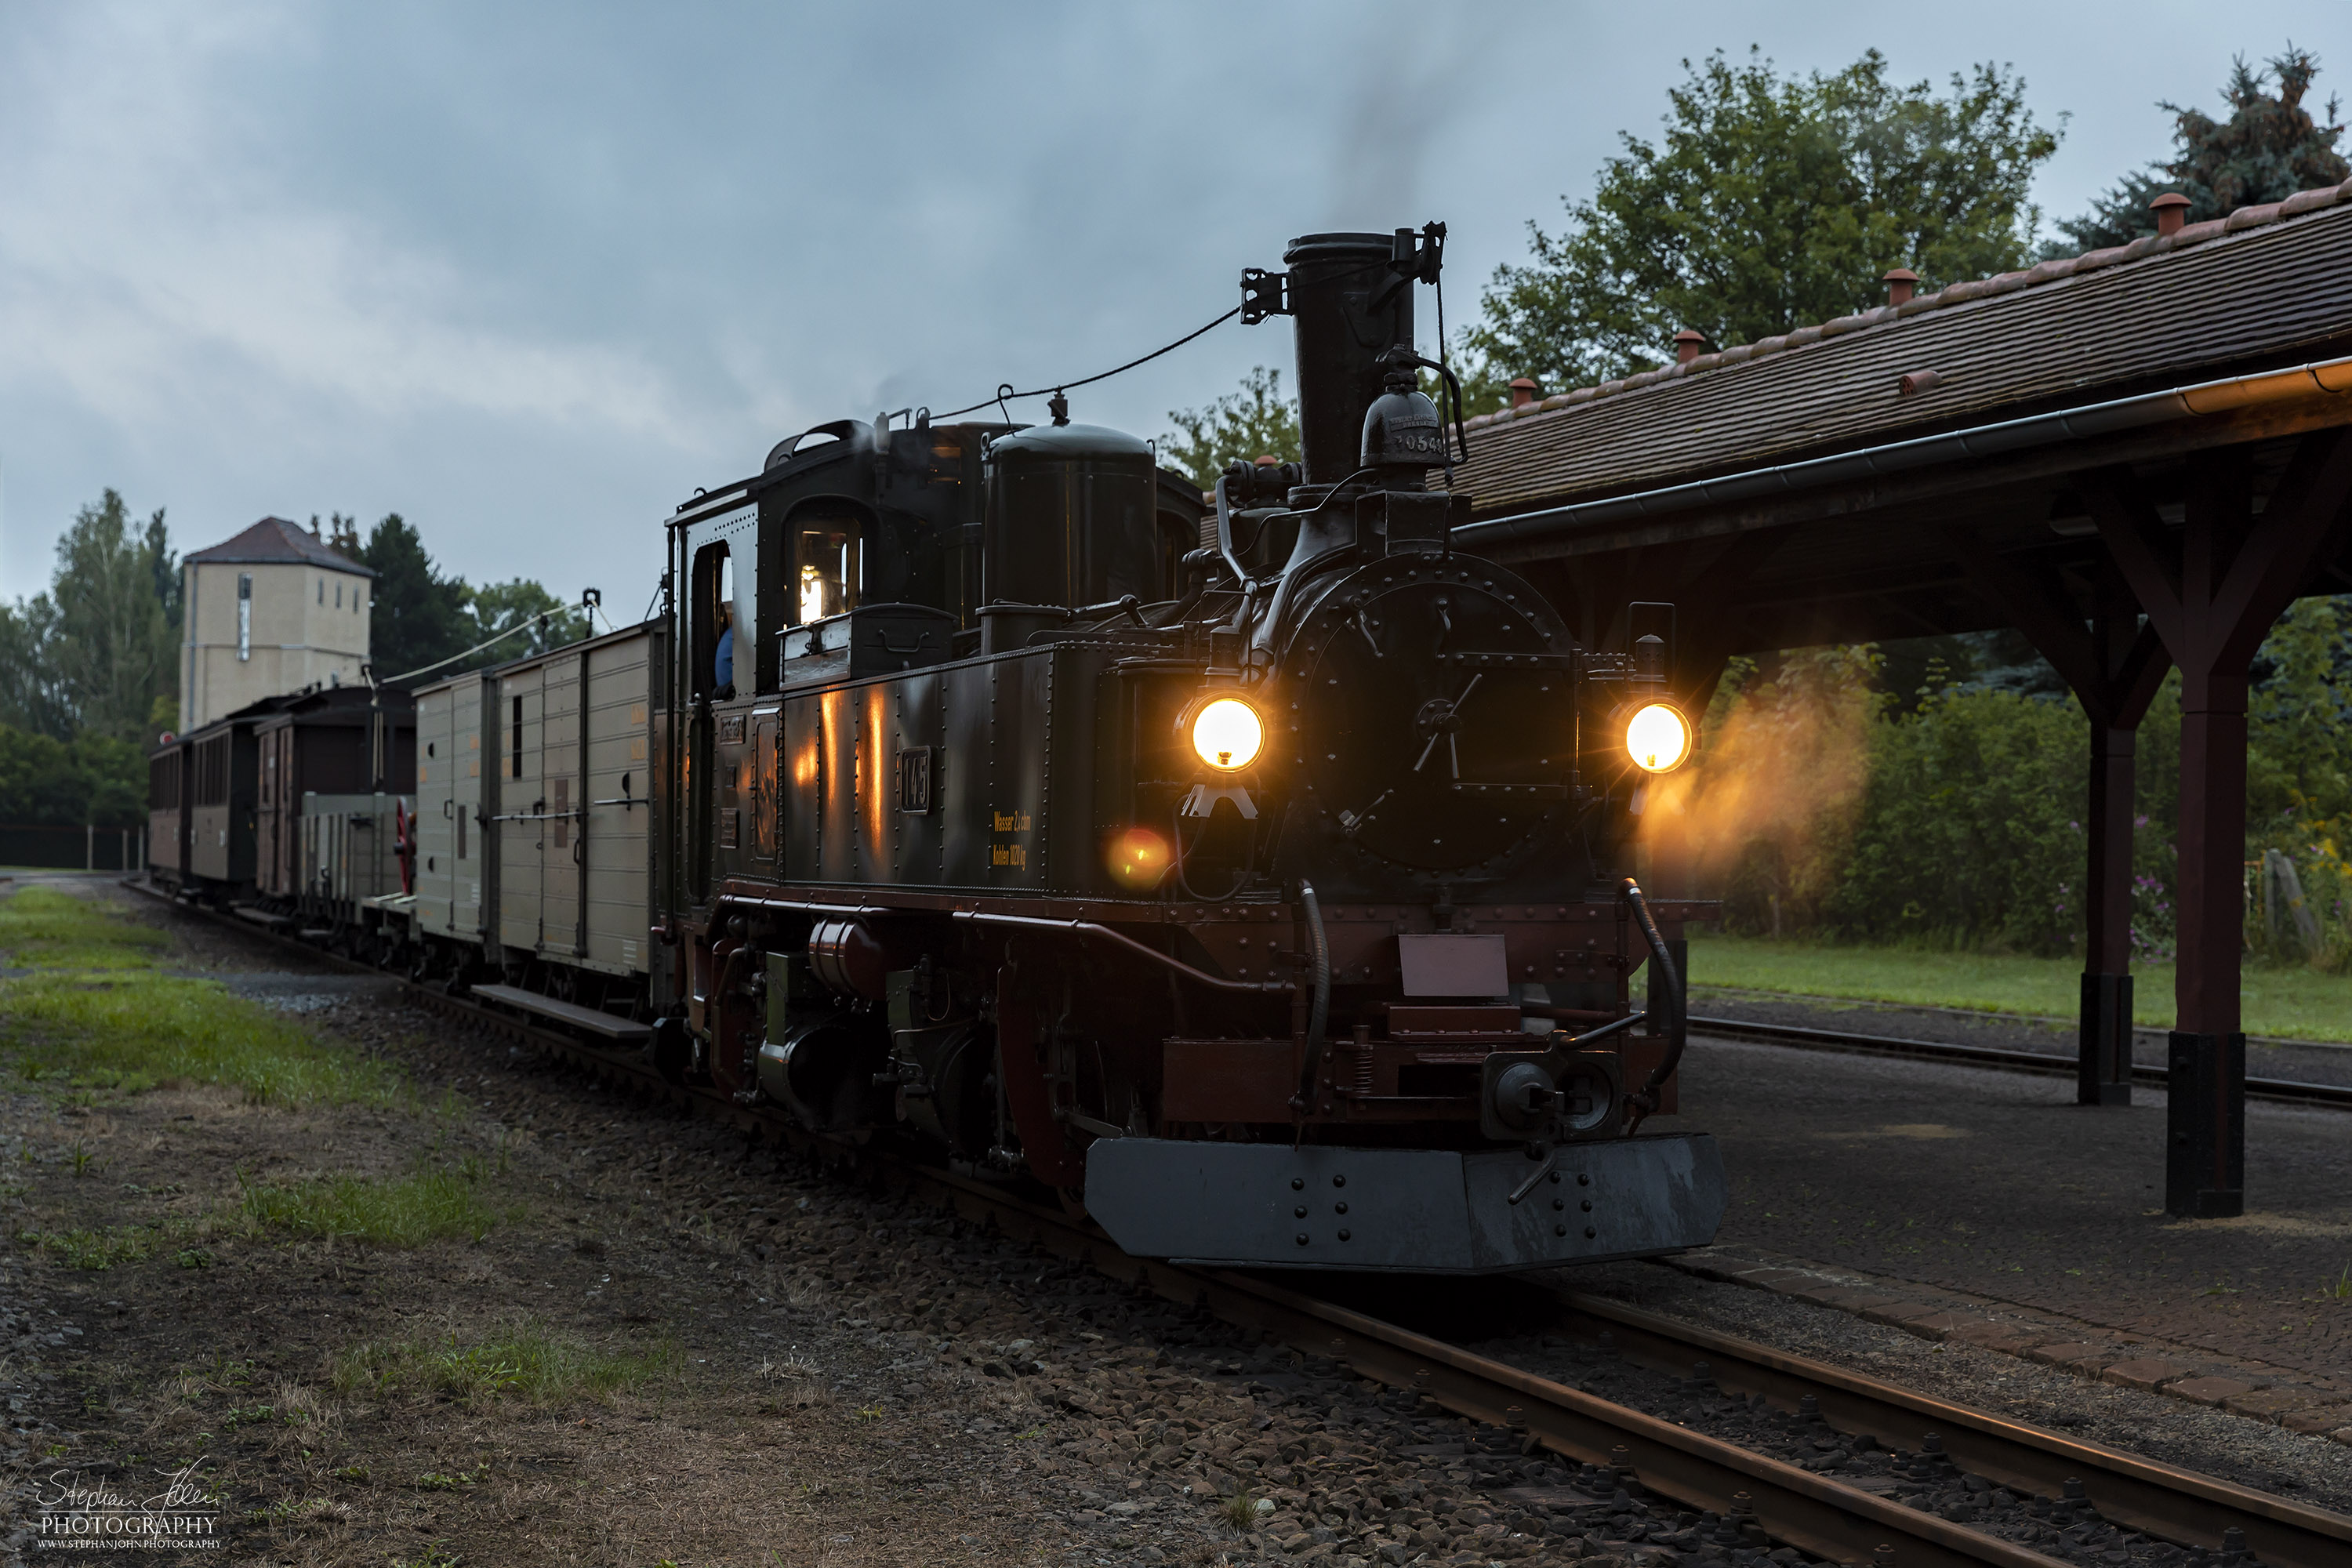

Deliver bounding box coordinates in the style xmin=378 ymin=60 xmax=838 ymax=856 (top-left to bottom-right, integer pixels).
xmin=493 ymin=626 xmax=659 ymax=981
xmin=413 ymin=672 xmax=498 ymax=947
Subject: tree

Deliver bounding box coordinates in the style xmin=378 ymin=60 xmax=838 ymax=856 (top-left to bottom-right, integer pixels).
xmin=1466 ymin=49 xmax=2061 ymax=389
xmin=2051 ymin=46 xmax=2348 ymax=254
xmin=49 ymin=490 xmax=177 ymax=743
xmin=0 ymin=596 xmax=69 ymax=739
xmin=358 ymin=514 xmax=472 ymax=684
xmin=464 ymin=579 xmax=593 ymax=666
xmin=1159 ymin=366 xmax=1303 ymax=491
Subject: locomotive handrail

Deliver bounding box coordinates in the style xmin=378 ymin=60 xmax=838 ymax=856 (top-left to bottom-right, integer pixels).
xmin=711 ymin=894 xmax=1297 ymax=996
xmin=948 ymin=908 xmax=1296 ymax=995
xmin=1290 ymin=881 xmax=1331 ymax=1113
xmin=1617 ymin=877 xmax=1686 ymax=1131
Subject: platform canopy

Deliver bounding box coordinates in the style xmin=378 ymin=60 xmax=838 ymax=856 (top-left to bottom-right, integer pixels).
xmin=1450 ymin=180 xmax=2352 ymax=1220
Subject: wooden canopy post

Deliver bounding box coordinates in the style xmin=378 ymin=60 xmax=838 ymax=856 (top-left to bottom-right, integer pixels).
xmin=1942 ymin=546 xmax=2169 ymax=1105
xmin=2090 ymin=430 xmax=2352 ymax=1217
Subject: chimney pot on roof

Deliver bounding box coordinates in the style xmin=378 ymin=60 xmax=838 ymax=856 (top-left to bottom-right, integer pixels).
xmin=1508 ymin=376 xmax=1539 ymax=408
xmin=1673 ymin=329 xmax=1706 ymax=366
xmin=1882 ymin=267 xmax=1919 ymax=307
xmin=2151 ymin=192 xmax=2190 ymax=238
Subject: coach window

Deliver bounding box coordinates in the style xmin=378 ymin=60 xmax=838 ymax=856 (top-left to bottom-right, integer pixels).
xmin=790 ymin=509 xmax=863 ymax=626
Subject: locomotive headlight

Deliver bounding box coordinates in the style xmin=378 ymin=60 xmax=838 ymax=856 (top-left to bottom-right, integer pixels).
xmin=1624 ymin=702 xmax=1693 ymax=774
xmin=1189 ymin=697 xmax=1264 ymax=771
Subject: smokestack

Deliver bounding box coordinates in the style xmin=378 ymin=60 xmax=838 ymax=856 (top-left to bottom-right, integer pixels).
xmin=2150 ymin=192 xmax=2190 ymax=238
xmin=1674 ymin=330 xmax=1705 ymax=366
xmin=1882 ymin=267 xmax=1919 ymax=306
xmin=1509 ymin=377 xmax=1538 ymax=409
xmin=1283 ymin=234 xmax=1414 ymax=485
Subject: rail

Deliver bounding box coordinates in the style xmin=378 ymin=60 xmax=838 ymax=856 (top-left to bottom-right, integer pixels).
xmin=1689 ymin=1014 xmax=2352 ymax=1110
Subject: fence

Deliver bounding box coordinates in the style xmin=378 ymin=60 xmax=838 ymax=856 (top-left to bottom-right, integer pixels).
xmin=0 ymin=825 xmax=147 ymax=872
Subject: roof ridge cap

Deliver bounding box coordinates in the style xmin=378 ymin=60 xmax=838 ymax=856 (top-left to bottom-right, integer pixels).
xmin=1465 ymin=176 xmax=2352 ymax=431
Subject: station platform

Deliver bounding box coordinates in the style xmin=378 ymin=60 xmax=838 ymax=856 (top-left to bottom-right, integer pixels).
xmin=1663 ymin=1031 xmax=2352 ymax=1439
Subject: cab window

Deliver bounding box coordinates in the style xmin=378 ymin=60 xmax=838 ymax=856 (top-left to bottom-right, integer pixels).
xmin=691 ymin=540 xmax=733 ymax=700
xmin=793 ymin=512 xmax=862 ymax=624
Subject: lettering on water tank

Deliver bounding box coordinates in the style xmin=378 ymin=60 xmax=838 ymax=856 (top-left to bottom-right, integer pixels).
xmin=990 ymin=806 xmax=1033 ymax=869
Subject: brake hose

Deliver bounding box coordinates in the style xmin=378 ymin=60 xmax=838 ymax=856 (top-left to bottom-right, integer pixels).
xmin=1619 ymin=877 xmax=1685 ymax=1131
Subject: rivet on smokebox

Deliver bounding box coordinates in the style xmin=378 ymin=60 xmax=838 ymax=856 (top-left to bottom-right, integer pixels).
xmin=1294 ymin=1233 xmax=1309 ymax=1247
xmin=1584 ymin=1226 xmax=1597 ymax=1239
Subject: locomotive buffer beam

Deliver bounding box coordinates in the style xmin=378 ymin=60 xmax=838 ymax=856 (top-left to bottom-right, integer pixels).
xmin=1083 ymin=1134 xmax=1724 ymax=1274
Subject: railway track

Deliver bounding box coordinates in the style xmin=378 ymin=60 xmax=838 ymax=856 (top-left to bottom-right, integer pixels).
xmin=1689 ymin=1014 xmax=2352 ymax=1111
xmin=119 ymin=880 xmax=2352 ymax=1567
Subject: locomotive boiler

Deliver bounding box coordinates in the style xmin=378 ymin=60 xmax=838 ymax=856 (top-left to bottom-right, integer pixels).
xmin=648 ymin=225 xmax=1726 ymax=1272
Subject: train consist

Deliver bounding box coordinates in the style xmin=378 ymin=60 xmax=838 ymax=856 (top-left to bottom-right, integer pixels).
xmin=151 ymin=225 xmax=1726 ymax=1272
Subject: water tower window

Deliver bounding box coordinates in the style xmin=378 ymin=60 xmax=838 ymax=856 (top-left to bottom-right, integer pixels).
xmin=793 ymin=517 xmax=862 ymax=623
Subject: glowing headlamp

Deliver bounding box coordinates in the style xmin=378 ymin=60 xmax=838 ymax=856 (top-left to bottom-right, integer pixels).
xmin=1624 ymin=702 xmax=1692 ymax=774
xmin=1187 ymin=697 xmax=1264 ymax=771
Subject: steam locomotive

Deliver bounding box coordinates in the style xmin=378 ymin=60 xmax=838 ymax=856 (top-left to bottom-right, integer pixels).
xmin=154 ymin=226 xmax=1726 ymax=1272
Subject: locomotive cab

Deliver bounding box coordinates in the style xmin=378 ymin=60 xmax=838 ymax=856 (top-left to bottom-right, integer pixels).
xmin=655 ymin=225 xmax=1725 ymax=1272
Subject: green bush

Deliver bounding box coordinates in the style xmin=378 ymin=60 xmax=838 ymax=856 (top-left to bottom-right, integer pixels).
xmin=1668 ymin=595 xmax=2352 ymax=965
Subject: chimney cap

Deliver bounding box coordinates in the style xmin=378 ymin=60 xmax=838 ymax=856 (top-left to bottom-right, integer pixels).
xmin=2148 ymin=191 xmax=2191 ymax=211
xmin=1672 ymin=328 xmax=1707 ymax=345
xmin=1881 ymin=267 xmax=1919 ymax=283
xmin=1508 ymin=376 xmax=1539 ymax=409
xmin=1673 ymin=328 xmax=1706 ymax=366
xmin=1508 ymin=376 xmax=1539 ymax=390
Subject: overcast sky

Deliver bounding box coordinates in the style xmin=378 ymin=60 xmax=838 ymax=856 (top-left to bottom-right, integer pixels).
xmin=3 ymin=1 xmax=2345 ymax=605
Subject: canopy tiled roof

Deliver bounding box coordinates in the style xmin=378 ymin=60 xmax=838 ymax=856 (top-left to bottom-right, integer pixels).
xmin=184 ymin=516 xmax=374 ymax=575
xmin=1456 ymin=180 xmax=2352 ymax=516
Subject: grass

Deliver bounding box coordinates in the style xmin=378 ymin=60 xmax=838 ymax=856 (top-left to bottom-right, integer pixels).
xmin=0 ymin=889 xmax=400 ymax=1105
xmin=20 ymin=1163 xmax=514 ymax=1268
xmin=2 ymin=973 xmax=404 ymax=1104
xmin=0 ymin=887 xmax=169 ymax=970
xmin=240 ymin=1169 xmax=506 ymax=1245
xmin=331 ymin=1322 xmax=681 ymax=1405
xmin=1688 ymin=930 xmax=2352 ymax=1043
